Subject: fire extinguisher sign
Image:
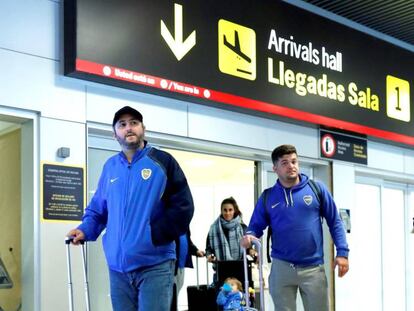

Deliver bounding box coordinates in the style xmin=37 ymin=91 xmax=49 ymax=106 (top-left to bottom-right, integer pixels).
xmin=320 ymin=130 xmax=367 ymax=164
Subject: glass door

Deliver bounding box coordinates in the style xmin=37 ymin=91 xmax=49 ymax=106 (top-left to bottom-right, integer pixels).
xmin=406 ymin=186 xmax=414 ymax=311
xmin=352 ymin=180 xmax=382 ymax=311
xmin=163 ymin=148 xmax=255 ymax=310
xmin=353 ymin=177 xmax=412 ymax=311
xmin=381 ymin=185 xmax=406 ymax=311
xmin=87 ymin=148 xmax=116 ymax=311
xmin=260 ymin=160 xmax=331 ymax=311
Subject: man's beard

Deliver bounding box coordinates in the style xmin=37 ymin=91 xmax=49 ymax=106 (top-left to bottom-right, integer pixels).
xmin=116 ymin=133 xmax=143 ymax=149
xmin=285 ymin=172 xmax=298 ymax=181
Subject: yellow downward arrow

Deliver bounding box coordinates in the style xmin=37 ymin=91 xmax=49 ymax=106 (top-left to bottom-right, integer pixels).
xmin=161 ymin=3 xmax=196 ymax=61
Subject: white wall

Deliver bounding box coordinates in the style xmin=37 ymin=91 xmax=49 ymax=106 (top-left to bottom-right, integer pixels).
xmin=368 ymin=141 xmax=414 ymax=175
xmin=85 ymin=84 xmax=319 ymax=158
xmin=39 ymin=118 xmax=86 ymax=310
xmin=0 ymin=1 xmax=413 ymax=310
xmin=0 ymin=0 xmax=58 ymax=60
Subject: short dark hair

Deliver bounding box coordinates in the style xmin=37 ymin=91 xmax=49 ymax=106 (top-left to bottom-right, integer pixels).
xmin=221 ymin=197 xmax=242 ymax=218
xmin=271 ymin=144 xmax=297 ymax=164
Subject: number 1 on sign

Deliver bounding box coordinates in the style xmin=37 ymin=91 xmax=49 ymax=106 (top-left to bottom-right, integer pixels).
xmin=395 ymin=87 xmax=401 ymax=111
xmin=386 ymin=75 xmax=410 ymax=122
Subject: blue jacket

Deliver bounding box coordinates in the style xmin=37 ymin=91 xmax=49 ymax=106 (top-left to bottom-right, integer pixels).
xmin=175 ymin=231 xmax=199 ymax=272
xmin=78 ymin=142 xmax=194 ymax=272
xmin=247 ymin=173 xmax=349 ymax=266
xmin=216 ymin=290 xmax=243 ymax=310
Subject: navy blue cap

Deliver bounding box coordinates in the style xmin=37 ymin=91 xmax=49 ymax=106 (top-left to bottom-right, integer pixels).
xmin=112 ymin=106 xmax=143 ymax=126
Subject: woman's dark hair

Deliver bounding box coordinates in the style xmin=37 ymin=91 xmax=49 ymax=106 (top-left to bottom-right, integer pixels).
xmin=271 ymin=144 xmax=297 ymax=164
xmin=221 ymin=197 xmax=242 ymax=218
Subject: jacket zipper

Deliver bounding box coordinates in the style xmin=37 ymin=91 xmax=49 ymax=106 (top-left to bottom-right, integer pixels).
xmin=120 ymin=163 xmax=132 ymax=270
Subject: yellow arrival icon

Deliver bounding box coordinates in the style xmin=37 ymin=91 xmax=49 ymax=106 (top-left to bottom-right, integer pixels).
xmin=218 ymin=19 xmax=256 ymax=80
xmin=386 ymin=75 xmax=410 ymax=122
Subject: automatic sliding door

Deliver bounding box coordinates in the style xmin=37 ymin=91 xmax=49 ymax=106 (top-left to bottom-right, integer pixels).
xmin=382 ymin=186 xmax=405 ymax=311
xmin=354 ymin=178 xmax=411 ymax=311
xmin=353 ymin=182 xmax=382 ymax=310
xmin=261 ymin=161 xmax=330 ymax=311
xmin=407 ymin=188 xmax=414 ymax=311
xmin=87 ymin=148 xmax=116 ymax=311
xmin=163 ymin=148 xmax=255 ymax=310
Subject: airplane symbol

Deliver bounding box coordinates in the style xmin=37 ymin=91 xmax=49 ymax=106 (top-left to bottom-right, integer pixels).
xmin=223 ymin=30 xmax=252 ymax=75
xmin=218 ymin=19 xmax=256 ymax=80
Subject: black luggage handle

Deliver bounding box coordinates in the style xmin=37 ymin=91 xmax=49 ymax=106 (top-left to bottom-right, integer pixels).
xmin=65 ymin=237 xmax=85 ymax=245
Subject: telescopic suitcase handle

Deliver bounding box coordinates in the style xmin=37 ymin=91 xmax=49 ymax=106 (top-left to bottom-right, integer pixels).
xmin=65 ymin=237 xmax=91 ymax=311
xmin=195 ymin=255 xmax=210 ymax=288
xmin=243 ymin=239 xmax=265 ymax=311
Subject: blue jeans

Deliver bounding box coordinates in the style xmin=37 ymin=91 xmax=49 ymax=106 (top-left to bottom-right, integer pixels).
xmin=109 ymin=259 xmax=175 ymax=311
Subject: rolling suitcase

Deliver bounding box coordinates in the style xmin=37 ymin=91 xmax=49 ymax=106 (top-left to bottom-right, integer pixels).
xmin=65 ymin=237 xmax=91 ymax=311
xmin=243 ymin=239 xmax=265 ymax=311
xmin=186 ymin=257 xmax=217 ymax=311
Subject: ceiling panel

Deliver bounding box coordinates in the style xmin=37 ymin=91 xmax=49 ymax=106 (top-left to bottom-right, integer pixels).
xmin=291 ymin=0 xmax=414 ymax=49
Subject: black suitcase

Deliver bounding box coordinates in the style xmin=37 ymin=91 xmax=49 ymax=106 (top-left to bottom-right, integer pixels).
xmin=187 ymin=284 xmax=217 ymax=311
xmin=187 ymin=257 xmax=217 ymax=311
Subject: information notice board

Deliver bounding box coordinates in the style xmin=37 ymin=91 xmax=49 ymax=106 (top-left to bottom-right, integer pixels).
xmin=42 ymin=163 xmax=85 ymax=221
xmin=320 ymin=130 xmax=367 ymax=165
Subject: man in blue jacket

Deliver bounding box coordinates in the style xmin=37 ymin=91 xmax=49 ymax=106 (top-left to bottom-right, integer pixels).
xmin=67 ymin=106 xmax=194 ymax=311
xmin=241 ymin=144 xmax=349 ymax=311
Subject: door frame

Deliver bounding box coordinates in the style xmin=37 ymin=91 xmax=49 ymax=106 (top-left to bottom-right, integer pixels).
xmin=0 ymin=107 xmax=39 ymax=311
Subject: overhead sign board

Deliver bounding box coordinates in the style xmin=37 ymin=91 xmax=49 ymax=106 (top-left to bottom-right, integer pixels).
xmin=64 ymin=0 xmax=413 ymax=146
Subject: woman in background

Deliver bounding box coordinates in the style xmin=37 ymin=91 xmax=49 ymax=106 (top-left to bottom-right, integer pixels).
xmin=206 ymin=197 xmax=253 ymax=268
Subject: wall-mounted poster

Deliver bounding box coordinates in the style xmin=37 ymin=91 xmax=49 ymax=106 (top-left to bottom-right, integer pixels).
xmin=41 ymin=163 xmax=85 ymax=221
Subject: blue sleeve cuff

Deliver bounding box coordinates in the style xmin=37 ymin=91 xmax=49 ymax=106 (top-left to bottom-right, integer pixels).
xmin=336 ymin=249 xmax=349 ymax=258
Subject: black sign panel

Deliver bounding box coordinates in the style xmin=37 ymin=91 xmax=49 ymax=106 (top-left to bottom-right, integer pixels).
xmin=320 ymin=130 xmax=367 ymax=164
xmin=64 ymin=0 xmax=413 ymax=146
xmin=42 ymin=163 xmax=85 ymax=221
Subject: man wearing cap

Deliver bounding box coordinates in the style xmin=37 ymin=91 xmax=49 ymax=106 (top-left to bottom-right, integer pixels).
xmin=67 ymin=106 xmax=194 ymax=311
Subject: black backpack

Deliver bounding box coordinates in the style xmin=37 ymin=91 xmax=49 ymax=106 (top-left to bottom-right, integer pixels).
xmin=264 ymin=179 xmax=323 ymax=263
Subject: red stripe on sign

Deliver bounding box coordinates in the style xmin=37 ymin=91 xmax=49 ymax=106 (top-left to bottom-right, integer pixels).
xmin=76 ymin=59 xmax=207 ymax=99
xmin=75 ymin=59 xmax=414 ymax=146
xmin=208 ymin=89 xmax=414 ymax=146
